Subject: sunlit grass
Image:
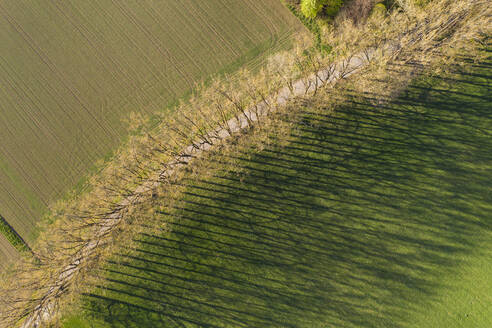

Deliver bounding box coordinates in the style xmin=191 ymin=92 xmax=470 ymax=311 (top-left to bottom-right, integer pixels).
xmin=67 ymin=52 xmax=492 ymax=327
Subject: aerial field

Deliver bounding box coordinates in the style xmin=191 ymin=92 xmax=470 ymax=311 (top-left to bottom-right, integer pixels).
xmin=0 ymin=0 xmax=303 ymax=247
xmin=67 ymin=52 xmax=492 ymax=327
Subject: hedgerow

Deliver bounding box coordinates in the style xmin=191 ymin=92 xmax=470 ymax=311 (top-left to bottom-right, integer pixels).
xmin=0 ymin=0 xmax=489 ymax=326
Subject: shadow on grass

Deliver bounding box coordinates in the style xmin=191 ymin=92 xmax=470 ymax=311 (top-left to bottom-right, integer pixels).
xmin=76 ymin=55 xmax=491 ymax=328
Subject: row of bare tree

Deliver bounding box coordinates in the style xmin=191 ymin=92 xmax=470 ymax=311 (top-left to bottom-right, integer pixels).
xmin=0 ymin=0 xmax=489 ymax=326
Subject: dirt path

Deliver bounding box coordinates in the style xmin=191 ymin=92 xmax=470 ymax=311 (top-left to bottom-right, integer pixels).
xmin=21 ymin=44 xmax=393 ymax=328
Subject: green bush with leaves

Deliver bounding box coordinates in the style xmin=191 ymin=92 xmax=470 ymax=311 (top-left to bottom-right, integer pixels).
xmin=323 ymin=0 xmax=344 ymax=17
xmin=301 ymin=0 xmax=324 ymax=18
xmin=301 ymin=0 xmax=344 ymax=19
xmin=371 ymin=2 xmax=387 ymax=17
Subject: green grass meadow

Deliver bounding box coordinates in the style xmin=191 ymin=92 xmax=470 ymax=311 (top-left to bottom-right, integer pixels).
xmin=0 ymin=0 xmax=302 ymax=248
xmin=65 ymin=51 xmax=492 ymax=327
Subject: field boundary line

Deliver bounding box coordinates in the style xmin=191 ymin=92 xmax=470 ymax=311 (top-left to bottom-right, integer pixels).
xmin=20 ymin=41 xmax=393 ymax=327
xmin=13 ymin=0 xmax=489 ymax=325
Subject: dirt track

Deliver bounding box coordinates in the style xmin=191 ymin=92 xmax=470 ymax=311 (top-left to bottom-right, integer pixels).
xmin=21 ymin=44 xmax=392 ymax=328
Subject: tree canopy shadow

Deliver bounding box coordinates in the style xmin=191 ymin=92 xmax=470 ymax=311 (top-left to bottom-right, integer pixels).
xmin=76 ymin=55 xmax=492 ymax=328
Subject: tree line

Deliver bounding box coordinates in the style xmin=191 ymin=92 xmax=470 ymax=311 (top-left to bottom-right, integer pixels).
xmin=0 ymin=0 xmax=489 ymax=326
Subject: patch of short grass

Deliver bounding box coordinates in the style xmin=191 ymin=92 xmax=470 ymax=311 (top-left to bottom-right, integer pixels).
xmin=0 ymin=215 xmax=29 ymax=253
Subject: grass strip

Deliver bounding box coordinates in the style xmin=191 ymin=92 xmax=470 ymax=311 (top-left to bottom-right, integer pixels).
xmin=0 ymin=214 xmax=30 ymax=253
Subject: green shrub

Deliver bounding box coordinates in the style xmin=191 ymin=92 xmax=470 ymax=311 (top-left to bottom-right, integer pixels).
xmin=301 ymin=0 xmax=325 ymax=19
xmin=300 ymin=0 xmax=345 ymax=19
xmin=323 ymin=0 xmax=344 ymax=17
xmin=371 ymin=2 xmax=387 ymax=17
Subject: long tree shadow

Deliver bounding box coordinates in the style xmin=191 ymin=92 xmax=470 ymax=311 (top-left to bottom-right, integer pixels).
xmin=76 ymin=55 xmax=492 ymax=327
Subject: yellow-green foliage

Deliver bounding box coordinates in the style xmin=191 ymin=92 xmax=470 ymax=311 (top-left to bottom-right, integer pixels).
xmin=413 ymin=0 xmax=431 ymax=7
xmin=371 ymin=3 xmax=387 ymax=17
xmin=324 ymin=0 xmax=344 ymax=17
xmin=301 ymin=0 xmax=344 ymax=18
xmin=301 ymin=0 xmax=325 ymax=18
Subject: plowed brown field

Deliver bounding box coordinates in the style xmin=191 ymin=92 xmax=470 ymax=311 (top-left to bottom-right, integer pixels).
xmin=0 ymin=0 xmax=302 ymax=255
